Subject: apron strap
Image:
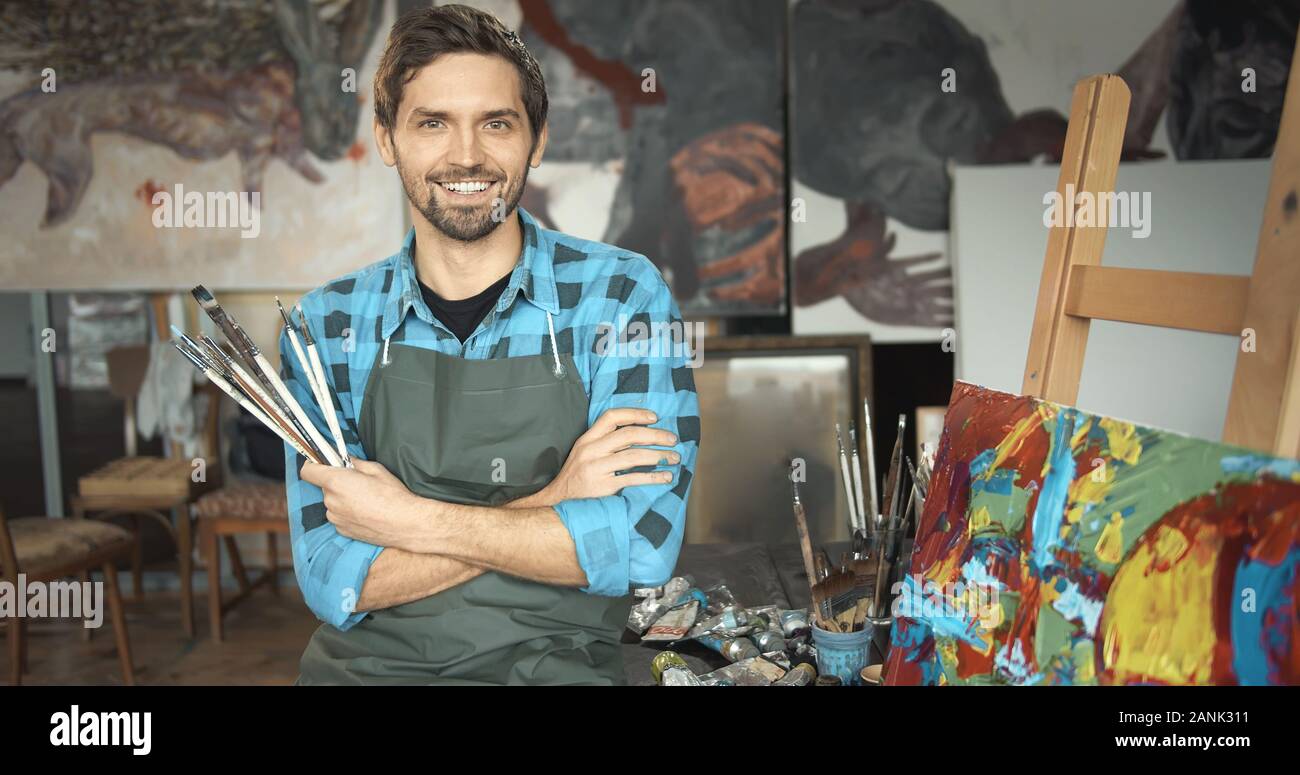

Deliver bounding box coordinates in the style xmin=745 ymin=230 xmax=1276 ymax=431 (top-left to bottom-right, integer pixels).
xmin=380 ymin=311 xmax=564 ymax=377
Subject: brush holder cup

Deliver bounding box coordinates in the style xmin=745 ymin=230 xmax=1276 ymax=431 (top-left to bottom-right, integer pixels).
xmin=811 ymin=621 xmax=872 ymax=685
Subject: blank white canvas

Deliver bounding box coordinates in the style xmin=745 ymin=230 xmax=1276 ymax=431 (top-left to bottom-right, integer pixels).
xmin=950 ymin=159 xmax=1272 ymax=442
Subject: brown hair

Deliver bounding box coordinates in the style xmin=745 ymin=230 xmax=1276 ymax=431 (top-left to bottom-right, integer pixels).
xmin=373 ymin=4 xmax=547 ymax=143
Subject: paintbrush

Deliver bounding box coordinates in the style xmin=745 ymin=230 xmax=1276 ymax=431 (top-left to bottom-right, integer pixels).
xmin=195 ymin=333 xmax=326 ymax=464
xmin=834 ymin=423 xmax=860 ymax=535
xmin=862 ymin=399 xmax=880 ymax=533
xmin=171 ymin=332 xmax=318 ymax=461
xmin=814 ymin=570 xmax=856 ymax=633
xmin=789 ymin=464 xmax=829 ymax=630
xmin=277 ymin=298 xmax=319 ymax=397
xmin=190 ymin=286 xmax=343 ymax=467
xmin=288 ymin=302 xmax=351 ymax=467
xmin=880 ymin=414 xmax=906 ymax=528
xmin=197 ymin=333 xmax=317 ymax=457
xmin=848 ymin=421 xmax=867 ymax=535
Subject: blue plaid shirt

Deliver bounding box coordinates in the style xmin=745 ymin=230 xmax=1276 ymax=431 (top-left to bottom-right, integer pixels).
xmin=280 ymin=208 xmax=700 ymax=630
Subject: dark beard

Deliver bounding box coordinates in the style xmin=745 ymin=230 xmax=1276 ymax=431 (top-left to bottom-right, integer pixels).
xmin=397 ymin=153 xmax=529 ymax=243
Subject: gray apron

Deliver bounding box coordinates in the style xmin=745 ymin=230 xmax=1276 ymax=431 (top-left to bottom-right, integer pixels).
xmin=296 ymin=337 xmax=633 ymax=685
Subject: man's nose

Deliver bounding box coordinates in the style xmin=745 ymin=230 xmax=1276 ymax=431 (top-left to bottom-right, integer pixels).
xmin=447 ymin=126 xmax=486 ymax=169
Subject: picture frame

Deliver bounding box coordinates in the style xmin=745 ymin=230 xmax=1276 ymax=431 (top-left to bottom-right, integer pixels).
xmin=685 ymin=335 xmax=873 ymax=546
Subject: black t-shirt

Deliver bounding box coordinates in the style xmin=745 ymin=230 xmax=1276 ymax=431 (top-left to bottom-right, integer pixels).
xmin=418 ymin=271 xmax=512 ymax=343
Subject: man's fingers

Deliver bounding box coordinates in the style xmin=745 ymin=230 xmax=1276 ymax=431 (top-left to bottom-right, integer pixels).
xmin=608 ymin=447 xmax=679 ymax=471
xmin=589 ymin=407 xmax=658 ymax=437
xmin=611 ymin=471 xmax=675 ymax=490
xmin=350 ymin=458 xmax=386 ymax=476
xmin=600 ymin=425 xmax=678 ymax=453
xmin=300 ymin=460 xmax=328 ymax=487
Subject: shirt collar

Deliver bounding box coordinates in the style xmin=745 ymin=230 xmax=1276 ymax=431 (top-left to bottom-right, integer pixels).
xmin=380 ymin=207 xmax=559 ymax=340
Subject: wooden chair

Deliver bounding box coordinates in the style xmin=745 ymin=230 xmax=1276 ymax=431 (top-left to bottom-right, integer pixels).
xmin=71 ymin=344 xmax=222 ymax=638
xmin=0 ymin=504 xmax=135 ymax=685
xmin=195 ymin=481 xmax=290 ymax=642
xmin=1023 ymin=46 xmax=1300 ymax=457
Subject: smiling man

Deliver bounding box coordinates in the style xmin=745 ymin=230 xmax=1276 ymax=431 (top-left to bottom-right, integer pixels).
xmin=281 ymin=4 xmax=700 ymax=685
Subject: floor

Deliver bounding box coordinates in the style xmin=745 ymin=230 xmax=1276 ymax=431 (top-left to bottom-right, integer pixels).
xmin=5 ymin=588 xmax=319 ymax=686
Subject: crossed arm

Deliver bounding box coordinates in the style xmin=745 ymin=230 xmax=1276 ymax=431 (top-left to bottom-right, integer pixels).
xmin=299 ymin=408 xmax=679 ymax=612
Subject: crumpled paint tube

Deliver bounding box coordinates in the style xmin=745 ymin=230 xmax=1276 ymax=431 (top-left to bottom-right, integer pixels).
xmin=626 ymin=576 xmax=692 ymax=635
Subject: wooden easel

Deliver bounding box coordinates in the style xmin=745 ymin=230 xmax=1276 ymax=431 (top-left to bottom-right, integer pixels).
xmin=1022 ymin=39 xmax=1300 ymax=459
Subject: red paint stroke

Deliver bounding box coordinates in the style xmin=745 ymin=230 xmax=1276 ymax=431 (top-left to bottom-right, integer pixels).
xmin=517 ymin=0 xmax=665 ymax=129
xmin=347 ymin=141 xmax=366 ymax=162
xmin=135 ymin=179 xmax=166 ymax=207
xmin=1095 ymin=477 xmax=1300 ymax=685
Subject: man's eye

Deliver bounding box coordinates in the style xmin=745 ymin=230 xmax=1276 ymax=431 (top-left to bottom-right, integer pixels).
xmin=486 ymin=120 xmax=509 ymax=130
xmin=420 ymin=120 xmax=443 ymax=129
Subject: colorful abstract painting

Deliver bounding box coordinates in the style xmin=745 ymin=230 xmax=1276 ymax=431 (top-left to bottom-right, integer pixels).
xmin=886 ymin=381 xmax=1300 ymax=685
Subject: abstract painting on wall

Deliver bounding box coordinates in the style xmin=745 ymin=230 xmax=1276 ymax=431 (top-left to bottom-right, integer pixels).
xmin=886 ymin=381 xmax=1300 ymax=685
xmin=469 ymin=0 xmax=787 ymax=316
xmin=0 ymin=0 xmax=401 ymax=290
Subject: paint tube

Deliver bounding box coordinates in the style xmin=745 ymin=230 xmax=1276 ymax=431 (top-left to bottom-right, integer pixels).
xmin=626 ymin=576 xmax=692 ymax=634
xmin=779 ymin=609 xmax=809 ymax=637
xmin=702 ymin=583 xmax=739 ymax=615
xmin=752 ymin=630 xmax=787 ymax=653
xmin=699 ymin=656 xmax=787 ymax=686
xmin=652 ymin=651 xmax=690 ymax=684
xmin=686 ymin=604 xmax=755 ymax=639
xmin=642 ymin=601 xmax=700 ymax=642
xmin=762 ymin=650 xmax=792 ymax=671
xmin=696 ymin=633 xmax=760 ymax=663
xmin=661 ymin=667 xmax=704 ymax=686
xmin=773 ymin=662 xmax=816 ymax=686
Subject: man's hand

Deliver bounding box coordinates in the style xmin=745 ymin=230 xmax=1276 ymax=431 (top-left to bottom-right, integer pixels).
xmin=300 ymin=458 xmax=426 ymax=551
xmin=513 ymin=407 xmax=678 ymax=508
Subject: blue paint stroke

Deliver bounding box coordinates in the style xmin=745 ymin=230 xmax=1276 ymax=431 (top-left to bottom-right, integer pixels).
xmin=995 ymin=639 xmax=1044 ymax=685
xmin=1052 ymin=578 xmax=1104 ymax=633
xmin=894 ymin=573 xmax=990 ymax=651
xmin=1231 ymin=545 xmax=1300 ymax=685
xmin=973 ymin=468 xmax=1016 ymax=496
xmin=1221 ymin=455 xmax=1300 ymax=480
xmin=1030 ymin=409 xmax=1083 ymax=571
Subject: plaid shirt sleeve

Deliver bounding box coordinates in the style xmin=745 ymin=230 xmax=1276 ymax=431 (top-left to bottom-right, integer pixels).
xmin=279 ymin=317 xmax=381 ymax=631
xmin=552 ymin=263 xmax=700 ymax=596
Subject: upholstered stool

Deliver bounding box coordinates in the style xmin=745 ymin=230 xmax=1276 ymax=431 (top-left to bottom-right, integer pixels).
xmin=195 ymin=482 xmax=289 ymax=642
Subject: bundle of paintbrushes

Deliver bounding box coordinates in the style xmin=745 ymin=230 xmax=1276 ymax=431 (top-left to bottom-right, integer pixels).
xmin=170 ymin=286 xmax=351 ymax=469
xmin=831 ymin=404 xmax=939 ymax=622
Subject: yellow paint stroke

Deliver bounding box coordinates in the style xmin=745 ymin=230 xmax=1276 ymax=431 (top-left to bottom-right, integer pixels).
xmin=1067 ymin=464 xmax=1113 ymax=524
xmin=968 ymin=505 xmax=991 ymax=537
xmin=1100 ymin=417 xmax=1142 ymax=466
xmin=1075 ymin=642 xmax=1096 ymax=683
xmin=1099 ymin=523 xmax=1219 ymax=685
xmin=1095 ymin=511 xmax=1126 ymax=564
xmin=987 ymin=407 xmax=1049 ymax=477
xmin=1070 ymin=415 xmax=1094 ymax=450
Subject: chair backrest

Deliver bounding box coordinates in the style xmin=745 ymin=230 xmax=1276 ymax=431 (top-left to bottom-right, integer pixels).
xmin=1023 ymin=48 xmax=1300 ymax=458
xmin=105 ymin=344 xmax=223 ymax=459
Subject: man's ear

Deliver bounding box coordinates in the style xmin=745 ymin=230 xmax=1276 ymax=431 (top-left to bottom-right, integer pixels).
xmin=375 ymin=116 xmax=396 ymax=167
xmin=529 ymin=121 xmax=548 ymax=168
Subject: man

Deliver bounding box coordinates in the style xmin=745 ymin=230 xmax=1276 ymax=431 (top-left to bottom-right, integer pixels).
xmin=281 ymin=4 xmax=699 ymax=685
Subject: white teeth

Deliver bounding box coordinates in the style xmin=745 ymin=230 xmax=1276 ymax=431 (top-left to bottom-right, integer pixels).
xmin=441 ymin=181 xmax=491 ymax=194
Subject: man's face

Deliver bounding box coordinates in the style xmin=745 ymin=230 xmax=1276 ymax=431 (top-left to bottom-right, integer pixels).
xmin=378 ymin=52 xmax=545 ymax=242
